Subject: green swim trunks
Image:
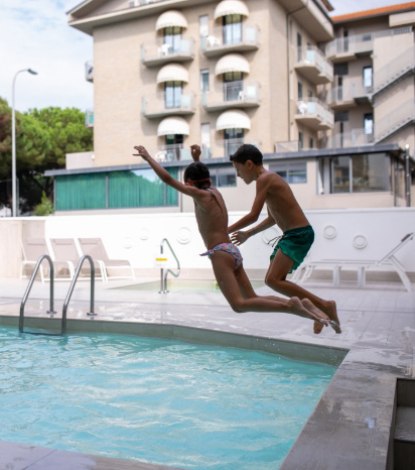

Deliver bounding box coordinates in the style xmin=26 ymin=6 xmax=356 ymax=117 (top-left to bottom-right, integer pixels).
xmin=270 ymin=225 xmax=314 ymax=271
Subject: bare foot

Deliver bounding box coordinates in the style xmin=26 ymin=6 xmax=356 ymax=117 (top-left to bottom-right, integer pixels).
xmin=287 ymin=296 xmax=322 ymax=321
xmin=301 ymin=298 xmax=331 ymax=333
xmin=307 ymin=300 xmax=341 ymax=335
xmin=326 ymin=300 xmax=341 ymax=334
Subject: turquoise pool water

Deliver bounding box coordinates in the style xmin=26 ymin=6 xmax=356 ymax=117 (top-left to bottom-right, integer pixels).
xmin=0 ymin=327 xmax=336 ymax=469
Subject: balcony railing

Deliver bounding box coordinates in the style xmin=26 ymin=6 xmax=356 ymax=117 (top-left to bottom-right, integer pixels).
xmin=142 ymin=93 xmax=195 ymax=119
xmin=201 ymin=24 xmax=260 ymax=57
xmin=202 ymin=81 xmax=260 ymax=111
xmin=329 ymin=128 xmax=374 ymax=148
xmin=329 ymin=80 xmax=373 ymax=107
xmin=326 ymin=33 xmax=373 ymax=59
xmin=294 ymin=98 xmax=334 ymax=130
xmin=155 ymin=144 xmax=189 ymax=162
xmin=295 ymin=46 xmax=333 ymax=84
xmin=141 ymin=38 xmax=194 ymax=67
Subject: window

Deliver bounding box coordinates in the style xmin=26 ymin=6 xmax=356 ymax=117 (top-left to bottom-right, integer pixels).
xmin=222 ymin=14 xmax=242 ymax=45
xmin=164 ymin=81 xmax=182 ymax=108
xmin=297 ymin=81 xmax=303 ymax=99
xmin=297 ymin=32 xmax=302 ymax=61
xmin=334 ymin=63 xmax=348 ymax=76
xmin=364 ymin=113 xmax=373 ymax=135
xmin=224 ymin=128 xmax=243 ymax=157
xmin=200 ymin=69 xmax=209 ymax=92
xmin=270 ymin=161 xmax=307 ymax=184
xmin=329 ymin=153 xmax=390 ymax=193
xmin=201 ymin=123 xmax=211 ymax=158
xmin=199 ymin=15 xmax=209 ymax=37
xmin=165 ymin=134 xmax=184 ymax=161
xmin=55 ymin=169 xmax=179 ymax=210
xmin=223 ymin=72 xmax=243 ymax=101
xmin=298 ymin=131 xmax=304 ymax=150
xmin=163 ymin=26 xmax=182 ymax=53
xmin=210 ymin=167 xmax=237 ymax=187
xmin=363 ymin=66 xmax=373 ymax=90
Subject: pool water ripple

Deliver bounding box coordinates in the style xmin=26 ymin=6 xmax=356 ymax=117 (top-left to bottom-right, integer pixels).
xmin=0 ymin=327 xmax=336 ymax=469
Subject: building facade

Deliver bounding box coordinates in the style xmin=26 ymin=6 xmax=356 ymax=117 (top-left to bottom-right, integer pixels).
xmin=46 ymin=0 xmax=415 ymax=213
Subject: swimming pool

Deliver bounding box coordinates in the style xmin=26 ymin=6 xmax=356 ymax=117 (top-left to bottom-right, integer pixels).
xmin=0 ymin=326 xmax=337 ymax=469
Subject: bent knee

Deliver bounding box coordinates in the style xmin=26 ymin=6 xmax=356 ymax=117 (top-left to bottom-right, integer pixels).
xmin=265 ymin=274 xmax=285 ymax=288
xmin=229 ymin=302 xmax=245 ymax=314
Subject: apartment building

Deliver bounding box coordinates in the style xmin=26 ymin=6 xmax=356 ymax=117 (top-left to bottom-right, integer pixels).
xmin=46 ymin=0 xmax=414 ymax=213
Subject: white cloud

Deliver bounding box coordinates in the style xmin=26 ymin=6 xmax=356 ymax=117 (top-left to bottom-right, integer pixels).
xmin=0 ymin=0 xmax=93 ymax=112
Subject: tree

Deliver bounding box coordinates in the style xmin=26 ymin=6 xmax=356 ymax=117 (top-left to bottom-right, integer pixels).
xmin=0 ymin=100 xmax=93 ymax=214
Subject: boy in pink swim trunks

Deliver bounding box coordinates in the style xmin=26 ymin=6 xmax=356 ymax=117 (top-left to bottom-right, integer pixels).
xmin=133 ymin=144 xmax=337 ymax=331
xmin=228 ymin=144 xmax=341 ymax=334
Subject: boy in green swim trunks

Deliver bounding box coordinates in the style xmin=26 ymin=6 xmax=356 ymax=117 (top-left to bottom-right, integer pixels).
xmin=228 ymin=144 xmax=341 ymax=334
xmin=133 ymin=143 xmax=334 ymax=330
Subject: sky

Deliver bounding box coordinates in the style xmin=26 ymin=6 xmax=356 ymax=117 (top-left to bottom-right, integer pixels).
xmin=0 ymin=0 xmax=410 ymax=112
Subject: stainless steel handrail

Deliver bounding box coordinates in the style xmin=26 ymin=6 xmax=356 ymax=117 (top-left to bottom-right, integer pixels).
xmin=19 ymin=254 xmax=57 ymax=333
xmin=159 ymin=238 xmax=181 ymax=293
xmin=62 ymin=255 xmax=96 ymax=334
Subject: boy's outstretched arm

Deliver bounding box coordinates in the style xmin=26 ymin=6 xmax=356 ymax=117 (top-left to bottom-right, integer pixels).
xmin=133 ymin=145 xmax=192 ymax=195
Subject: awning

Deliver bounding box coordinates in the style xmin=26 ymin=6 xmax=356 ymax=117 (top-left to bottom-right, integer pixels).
xmin=215 ymin=53 xmax=250 ymax=76
xmin=214 ymin=0 xmax=249 ymax=20
xmin=156 ymin=64 xmax=189 ymax=84
xmin=157 ymin=117 xmax=190 ymax=136
xmin=156 ymin=10 xmax=188 ymax=31
xmin=216 ymin=110 xmax=251 ymax=131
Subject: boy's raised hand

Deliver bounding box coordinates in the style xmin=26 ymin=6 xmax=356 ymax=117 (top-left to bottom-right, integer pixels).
xmin=190 ymin=144 xmax=201 ymax=162
xmin=133 ymin=145 xmax=151 ymax=161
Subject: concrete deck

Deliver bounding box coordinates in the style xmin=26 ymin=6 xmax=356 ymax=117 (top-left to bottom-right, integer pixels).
xmin=0 ymin=275 xmax=414 ymax=469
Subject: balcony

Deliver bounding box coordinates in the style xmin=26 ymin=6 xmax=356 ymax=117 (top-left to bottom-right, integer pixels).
xmin=294 ymin=46 xmax=333 ymax=85
xmin=326 ymin=33 xmax=373 ymax=62
xmin=141 ymin=38 xmax=194 ymax=67
xmin=294 ymin=98 xmax=334 ymax=131
xmin=202 ymin=81 xmax=260 ymax=112
xmin=329 ymin=128 xmax=375 ymax=148
xmin=329 ymin=80 xmax=373 ymax=109
xmin=142 ymin=93 xmax=195 ymax=119
xmin=154 ymin=144 xmax=191 ymax=162
xmin=201 ymin=24 xmax=260 ymax=58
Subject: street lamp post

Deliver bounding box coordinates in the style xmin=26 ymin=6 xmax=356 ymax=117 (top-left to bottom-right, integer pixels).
xmin=11 ymin=68 xmax=38 ymax=217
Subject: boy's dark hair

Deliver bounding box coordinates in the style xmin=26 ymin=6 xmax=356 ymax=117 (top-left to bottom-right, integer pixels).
xmin=230 ymin=144 xmax=263 ymax=165
xmin=184 ymin=162 xmax=212 ymax=189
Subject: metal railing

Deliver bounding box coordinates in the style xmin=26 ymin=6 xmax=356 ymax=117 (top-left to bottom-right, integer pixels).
xmin=20 ymin=254 xmax=97 ymax=335
xmin=19 ymin=254 xmax=57 ymax=334
xmin=159 ymin=238 xmax=180 ymax=294
xmin=62 ymin=255 xmax=96 ymax=334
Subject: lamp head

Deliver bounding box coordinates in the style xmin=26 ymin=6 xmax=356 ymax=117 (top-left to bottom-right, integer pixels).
xmin=27 ymin=68 xmax=38 ymax=75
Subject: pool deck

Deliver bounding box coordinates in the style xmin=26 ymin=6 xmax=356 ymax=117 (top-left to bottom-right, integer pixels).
xmin=0 ymin=275 xmax=414 ymax=469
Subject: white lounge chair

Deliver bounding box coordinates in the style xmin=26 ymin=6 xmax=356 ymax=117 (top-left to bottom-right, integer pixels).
xmin=78 ymin=238 xmax=135 ymax=282
xmin=21 ymin=238 xmax=73 ymax=282
xmin=293 ymin=233 xmax=414 ymax=291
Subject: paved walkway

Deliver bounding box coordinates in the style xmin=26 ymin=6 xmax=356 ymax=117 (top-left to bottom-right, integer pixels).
xmin=0 ymin=276 xmax=414 ymax=469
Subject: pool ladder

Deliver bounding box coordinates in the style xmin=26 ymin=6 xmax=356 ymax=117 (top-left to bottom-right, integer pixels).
xmin=159 ymin=238 xmax=181 ymax=293
xmin=19 ymin=255 xmax=96 ymax=335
